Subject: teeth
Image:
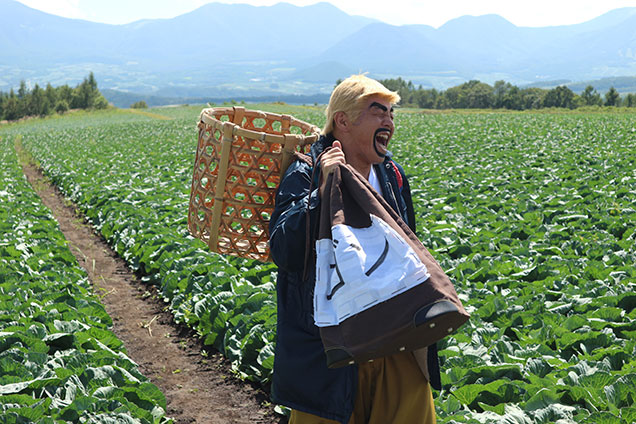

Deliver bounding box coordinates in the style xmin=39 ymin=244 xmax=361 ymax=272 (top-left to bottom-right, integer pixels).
xmin=376 ymin=133 xmax=389 ymax=144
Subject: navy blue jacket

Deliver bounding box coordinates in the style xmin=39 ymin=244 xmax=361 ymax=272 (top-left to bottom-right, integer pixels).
xmin=269 ymin=134 xmax=439 ymax=423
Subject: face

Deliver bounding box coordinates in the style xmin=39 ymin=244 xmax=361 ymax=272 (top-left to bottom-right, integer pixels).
xmin=345 ymin=95 xmax=395 ymax=168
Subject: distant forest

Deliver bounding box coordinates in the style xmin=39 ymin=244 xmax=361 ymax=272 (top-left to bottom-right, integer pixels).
xmin=0 ymin=73 xmax=108 ymax=122
xmin=3 ymin=74 xmax=636 ymax=122
xmin=378 ymin=78 xmax=636 ymax=110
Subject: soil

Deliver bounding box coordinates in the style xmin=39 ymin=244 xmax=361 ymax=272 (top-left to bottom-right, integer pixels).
xmin=18 ymin=149 xmax=288 ymax=424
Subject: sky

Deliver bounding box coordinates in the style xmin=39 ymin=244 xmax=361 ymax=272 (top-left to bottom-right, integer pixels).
xmin=14 ymin=0 xmax=636 ymax=28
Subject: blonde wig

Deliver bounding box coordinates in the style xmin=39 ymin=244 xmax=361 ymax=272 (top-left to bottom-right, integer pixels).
xmin=322 ymin=74 xmax=400 ymax=135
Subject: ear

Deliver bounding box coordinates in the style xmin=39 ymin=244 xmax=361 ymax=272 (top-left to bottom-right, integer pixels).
xmin=333 ymin=111 xmax=349 ymax=132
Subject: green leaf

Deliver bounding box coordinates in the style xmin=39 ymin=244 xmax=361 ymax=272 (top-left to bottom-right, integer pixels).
xmin=524 ymin=388 xmax=561 ymax=411
xmin=458 ymin=363 xmax=523 ymax=385
xmin=531 ymin=403 xmax=577 ymax=424
xmin=477 ymin=402 xmax=505 ymax=414
xmin=604 ymin=373 xmax=636 ymax=408
xmin=257 ymin=343 xmax=275 ymax=372
xmin=563 ymin=315 xmax=588 ymax=331
xmin=500 ymin=404 xmax=533 ymax=424
xmin=43 ymin=333 xmax=75 ymax=353
xmin=0 ymin=380 xmax=33 ymax=395
xmin=582 ymin=411 xmax=622 ymax=424
xmin=452 ymin=380 xmax=521 ymax=408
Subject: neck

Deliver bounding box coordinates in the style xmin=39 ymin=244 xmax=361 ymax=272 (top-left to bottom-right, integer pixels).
xmin=349 ymin=160 xmax=372 ymax=179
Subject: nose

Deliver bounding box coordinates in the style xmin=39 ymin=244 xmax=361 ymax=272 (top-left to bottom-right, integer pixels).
xmin=383 ymin=114 xmax=394 ymax=132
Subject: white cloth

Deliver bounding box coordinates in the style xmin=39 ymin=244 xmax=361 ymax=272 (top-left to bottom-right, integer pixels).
xmin=367 ymin=166 xmax=382 ymax=194
xmin=314 ymin=214 xmax=430 ymax=327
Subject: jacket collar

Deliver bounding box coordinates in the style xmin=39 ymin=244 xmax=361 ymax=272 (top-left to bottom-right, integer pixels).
xmin=310 ymin=133 xmax=335 ymax=162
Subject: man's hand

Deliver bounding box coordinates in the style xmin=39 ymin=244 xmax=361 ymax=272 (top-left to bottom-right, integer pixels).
xmin=320 ymin=140 xmax=345 ymax=196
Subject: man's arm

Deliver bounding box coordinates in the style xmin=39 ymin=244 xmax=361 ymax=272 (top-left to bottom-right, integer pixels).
xmin=269 ymin=160 xmax=320 ymax=272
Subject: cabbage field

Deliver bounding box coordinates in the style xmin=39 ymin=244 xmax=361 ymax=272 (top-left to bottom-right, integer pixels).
xmin=1 ymin=106 xmax=635 ymax=423
xmin=0 ymin=135 xmax=170 ymax=422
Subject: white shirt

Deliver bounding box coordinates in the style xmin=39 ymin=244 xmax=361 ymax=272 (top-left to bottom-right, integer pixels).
xmin=367 ymin=166 xmax=382 ymax=194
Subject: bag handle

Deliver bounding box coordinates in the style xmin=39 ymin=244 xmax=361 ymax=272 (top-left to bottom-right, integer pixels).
xmin=302 ymin=147 xmax=332 ymax=281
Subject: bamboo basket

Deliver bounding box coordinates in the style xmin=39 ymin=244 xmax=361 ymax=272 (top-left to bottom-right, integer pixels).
xmin=188 ymin=106 xmax=321 ymax=262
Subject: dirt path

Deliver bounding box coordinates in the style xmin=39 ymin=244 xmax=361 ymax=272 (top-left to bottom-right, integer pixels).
xmin=17 ymin=144 xmax=286 ymax=424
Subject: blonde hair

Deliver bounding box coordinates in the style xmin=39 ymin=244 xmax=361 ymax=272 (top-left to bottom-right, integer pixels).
xmin=322 ymin=74 xmax=400 ymax=135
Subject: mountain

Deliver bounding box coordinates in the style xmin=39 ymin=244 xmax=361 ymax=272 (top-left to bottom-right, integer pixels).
xmin=0 ymin=1 xmax=376 ymax=65
xmin=112 ymin=2 xmax=378 ymax=66
xmin=0 ymin=0 xmax=120 ymax=64
xmin=317 ymin=23 xmax=450 ymax=74
xmin=525 ymin=76 xmax=636 ymax=94
xmin=0 ymin=0 xmax=377 ymax=94
xmin=1 ymin=0 xmax=635 ymax=104
xmin=316 ymin=11 xmax=636 ymax=85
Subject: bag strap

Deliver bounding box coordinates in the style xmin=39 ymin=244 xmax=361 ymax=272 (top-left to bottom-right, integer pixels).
xmin=302 ymin=148 xmax=331 ymax=281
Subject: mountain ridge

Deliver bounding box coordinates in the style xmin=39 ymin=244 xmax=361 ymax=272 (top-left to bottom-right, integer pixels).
xmin=1 ymin=0 xmax=635 ymax=100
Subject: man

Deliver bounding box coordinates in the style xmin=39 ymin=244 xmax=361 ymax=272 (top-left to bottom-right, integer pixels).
xmin=269 ymin=75 xmax=439 ymax=423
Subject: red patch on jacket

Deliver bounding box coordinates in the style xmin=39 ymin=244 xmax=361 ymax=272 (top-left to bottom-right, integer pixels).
xmin=391 ymin=162 xmax=403 ymax=189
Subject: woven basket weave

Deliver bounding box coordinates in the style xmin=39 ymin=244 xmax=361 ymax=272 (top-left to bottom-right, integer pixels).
xmin=188 ymin=106 xmax=321 ymax=262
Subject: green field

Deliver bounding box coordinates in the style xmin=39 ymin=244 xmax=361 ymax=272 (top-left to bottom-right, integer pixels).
xmin=0 ymin=135 xmax=170 ymax=422
xmin=1 ymin=106 xmax=635 ymax=423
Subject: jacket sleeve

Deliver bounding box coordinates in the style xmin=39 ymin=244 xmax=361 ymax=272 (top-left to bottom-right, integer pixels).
xmin=391 ymin=160 xmax=417 ymax=235
xmin=269 ymin=160 xmax=321 ymax=273
xmin=400 ymin=169 xmax=417 ymax=235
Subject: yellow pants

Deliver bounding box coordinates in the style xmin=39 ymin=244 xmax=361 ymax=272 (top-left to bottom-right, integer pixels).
xmin=289 ymin=351 xmax=436 ymax=424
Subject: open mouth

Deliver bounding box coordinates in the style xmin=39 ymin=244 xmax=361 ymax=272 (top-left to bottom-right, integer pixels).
xmin=373 ymin=128 xmax=391 ymax=157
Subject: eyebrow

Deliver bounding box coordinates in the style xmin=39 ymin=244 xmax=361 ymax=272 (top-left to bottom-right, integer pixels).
xmin=370 ymin=102 xmax=394 ymax=113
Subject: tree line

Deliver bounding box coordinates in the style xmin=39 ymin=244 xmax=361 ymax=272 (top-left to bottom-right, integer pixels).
xmin=378 ymin=78 xmax=636 ymax=110
xmin=0 ymin=72 xmax=109 ymax=121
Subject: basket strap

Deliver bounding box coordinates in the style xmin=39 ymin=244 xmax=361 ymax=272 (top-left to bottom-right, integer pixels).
xmin=232 ymin=106 xmax=245 ymax=125
xmin=209 ymin=122 xmax=235 ymax=251
xmin=281 ymin=134 xmax=301 ymax=177
xmin=281 ymin=114 xmax=291 ymax=133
